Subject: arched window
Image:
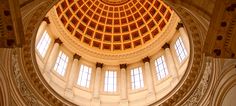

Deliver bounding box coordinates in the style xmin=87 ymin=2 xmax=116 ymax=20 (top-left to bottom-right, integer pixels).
xmin=131 ymin=67 xmax=144 ymax=90
xmin=155 ymin=55 xmax=169 ymax=80
xmin=77 ymin=65 xmax=92 ymax=88
xmin=53 ymin=51 xmax=69 ymax=76
xmin=174 ymin=37 xmax=187 ymax=62
xmin=104 ymin=70 xmax=117 ymax=92
xmin=36 ymin=31 xmax=51 ymax=57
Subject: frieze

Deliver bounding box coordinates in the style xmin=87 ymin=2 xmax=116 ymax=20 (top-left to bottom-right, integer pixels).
xmin=183 ymin=58 xmax=212 ymax=105
xmin=12 ymin=49 xmax=40 ymax=106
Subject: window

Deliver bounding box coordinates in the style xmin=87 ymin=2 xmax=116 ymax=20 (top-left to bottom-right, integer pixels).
xmin=104 ymin=70 xmax=117 ymax=92
xmin=131 ymin=67 xmax=144 ymax=90
xmin=53 ymin=51 xmax=69 ymax=76
xmin=155 ymin=56 xmax=169 ymax=80
xmin=36 ymin=31 xmax=51 ymax=57
xmin=174 ymin=37 xmax=187 ymax=62
xmin=77 ymin=65 xmax=92 ymax=88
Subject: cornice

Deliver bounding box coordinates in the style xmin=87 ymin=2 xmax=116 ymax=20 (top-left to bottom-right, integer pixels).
xmin=48 ymin=8 xmax=180 ymax=65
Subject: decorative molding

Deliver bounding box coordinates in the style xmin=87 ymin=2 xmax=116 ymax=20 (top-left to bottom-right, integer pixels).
xmin=48 ymin=8 xmax=180 ymax=65
xmin=96 ymin=62 xmax=103 ymax=68
xmin=120 ymin=64 xmax=127 ymax=69
xmin=183 ymin=57 xmax=212 ymax=105
xmin=162 ymin=43 xmax=170 ymax=49
xmin=0 ymin=61 xmax=10 ymax=106
xmin=73 ymin=54 xmax=81 ymax=60
xmin=210 ymin=59 xmax=236 ymax=106
xmin=11 ymin=49 xmax=39 ymax=105
xmin=42 ymin=17 xmax=50 ymax=24
xmin=143 ymin=57 xmax=150 ymax=63
xmin=176 ymin=22 xmax=184 ymax=30
xmin=54 ymin=38 xmax=62 ymax=45
xmin=100 ymin=0 xmax=130 ymax=5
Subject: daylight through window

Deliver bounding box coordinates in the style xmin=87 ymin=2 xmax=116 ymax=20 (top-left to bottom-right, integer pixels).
xmin=131 ymin=67 xmax=144 ymax=90
xmin=53 ymin=51 xmax=69 ymax=76
xmin=36 ymin=31 xmax=51 ymax=57
xmin=77 ymin=65 xmax=92 ymax=88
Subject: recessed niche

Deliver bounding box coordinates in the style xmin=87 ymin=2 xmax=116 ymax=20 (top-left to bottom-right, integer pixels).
xmin=104 ymin=35 xmax=112 ymax=42
xmin=95 ymin=32 xmax=103 ymax=40
xmin=103 ymin=44 xmax=111 ymax=50
xmin=124 ymin=43 xmax=132 ymax=49
xmin=113 ymin=44 xmax=121 ymax=50
xmin=93 ymin=41 xmax=101 ymax=48
xmin=123 ymin=34 xmax=130 ymax=41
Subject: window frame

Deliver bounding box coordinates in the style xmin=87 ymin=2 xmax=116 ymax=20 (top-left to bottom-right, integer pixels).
xmin=104 ymin=70 xmax=117 ymax=93
xmin=174 ymin=37 xmax=187 ymax=63
xmin=77 ymin=64 xmax=92 ymax=88
xmin=53 ymin=51 xmax=69 ymax=76
xmin=130 ymin=67 xmax=144 ymax=90
xmin=36 ymin=31 xmax=51 ymax=58
xmin=155 ymin=55 xmax=169 ymax=80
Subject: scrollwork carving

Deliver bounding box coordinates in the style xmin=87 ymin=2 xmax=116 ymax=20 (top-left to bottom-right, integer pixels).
xmin=183 ymin=58 xmax=212 ymax=106
xmin=11 ymin=49 xmax=40 ymax=106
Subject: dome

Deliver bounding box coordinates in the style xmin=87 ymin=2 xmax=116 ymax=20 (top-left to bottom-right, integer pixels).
xmin=55 ymin=0 xmax=172 ymax=51
xmin=47 ymin=0 xmax=178 ymax=64
xmin=34 ymin=0 xmax=190 ymax=105
xmin=3 ymin=0 xmax=236 ymax=106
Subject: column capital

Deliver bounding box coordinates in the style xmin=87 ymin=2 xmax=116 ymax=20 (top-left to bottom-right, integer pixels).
xmin=73 ymin=54 xmax=81 ymax=60
xmin=96 ymin=62 xmax=103 ymax=68
xmin=143 ymin=57 xmax=150 ymax=63
xmin=42 ymin=17 xmax=50 ymax=24
xmin=120 ymin=64 xmax=127 ymax=69
xmin=176 ymin=22 xmax=184 ymax=30
xmin=162 ymin=43 xmax=170 ymax=49
xmin=54 ymin=38 xmax=63 ymax=45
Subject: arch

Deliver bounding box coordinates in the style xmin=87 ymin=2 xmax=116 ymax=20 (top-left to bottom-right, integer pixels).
xmin=212 ymin=60 xmax=236 ymax=106
xmin=0 ymin=64 xmax=9 ymax=106
xmin=222 ymin=85 xmax=236 ymax=106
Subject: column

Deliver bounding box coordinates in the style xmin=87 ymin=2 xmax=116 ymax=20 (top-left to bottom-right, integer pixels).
xmin=162 ymin=43 xmax=179 ymax=85
xmin=43 ymin=38 xmax=62 ymax=82
xmin=120 ymin=64 xmax=128 ymax=106
xmin=176 ymin=22 xmax=190 ymax=53
xmin=92 ymin=62 xmax=103 ymax=106
xmin=36 ymin=17 xmax=50 ymax=44
xmin=65 ymin=54 xmax=81 ymax=99
xmin=142 ymin=57 xmax=156 ymax=103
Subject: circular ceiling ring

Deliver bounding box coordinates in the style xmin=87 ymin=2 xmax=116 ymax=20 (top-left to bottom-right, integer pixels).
xmin=16 ymin=0 xmax=207 ymax=106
